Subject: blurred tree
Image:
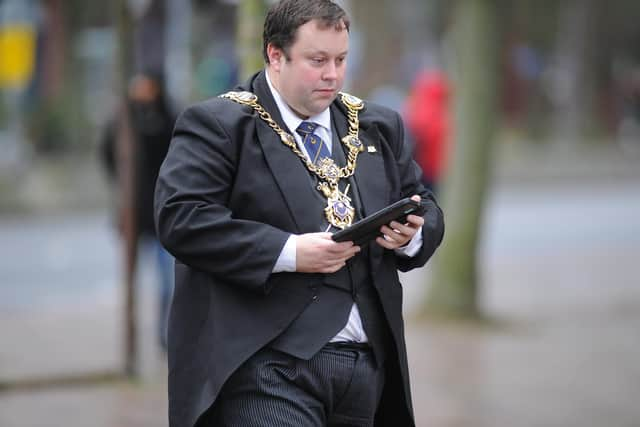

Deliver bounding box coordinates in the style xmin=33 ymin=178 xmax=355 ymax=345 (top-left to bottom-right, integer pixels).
xmin=25 ymin=0 xmax=70 ymax=153
xmin=499 ymin=0 xmax=558 ymax=134
xmin=24 ymin=0 xmax=104 ymax=153
xmin=548 ymin=0 xmax=598 ymax=146
xmin=114 ymin=0 xmax=138 ymax=378
xmin=424 ymin=0 xmax=501 ymax=317
xmin=498 ymin=0 xmax=640 ymax=142
xmin=349 ymin=1 xmax=401 ymax=96
xmin=41 ymin=0 xmax=66 ymax=99
xmin=191 ymin=0 xmax=237 ymax=99
xmin=237 ymin=0 xmax=266 ymax=81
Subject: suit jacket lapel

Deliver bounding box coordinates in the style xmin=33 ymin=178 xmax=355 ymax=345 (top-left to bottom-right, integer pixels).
xmin=332 ymin=101 xmax=388 ymax=272
xmin=249 ymin=72 xmax=321 ymax=233
xmin=331 ymin=103 xmax=389 ymax=217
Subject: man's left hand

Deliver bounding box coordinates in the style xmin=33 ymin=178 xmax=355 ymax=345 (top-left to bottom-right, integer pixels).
xmin=375 ymin=195 xmax=424 ymax=250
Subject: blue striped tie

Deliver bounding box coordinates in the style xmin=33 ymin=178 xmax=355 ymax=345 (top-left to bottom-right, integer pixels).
xmin=296 ymin=121 xmax=331 ymax=165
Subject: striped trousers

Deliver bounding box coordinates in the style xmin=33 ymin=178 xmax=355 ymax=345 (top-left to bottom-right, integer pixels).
xmin=200 ymin=343 xmax=385 ymax=427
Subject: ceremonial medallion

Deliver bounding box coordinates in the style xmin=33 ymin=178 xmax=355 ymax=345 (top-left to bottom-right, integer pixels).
xmin=342 ymin=135 xmax=364 ymax=152
xmin=222 ymin=91 xmax=258 ymax=103
xmin=317 ymin=157 xmax=340 ymax=183
xmin=340 ymin=93 xmax=364 ymax=110
xmin=324 ymin=185 xmax=355 ymax=229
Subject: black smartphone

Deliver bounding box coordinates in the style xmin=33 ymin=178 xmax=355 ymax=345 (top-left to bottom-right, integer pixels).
xmin=331 ymin=197 xmax=426 ymax=245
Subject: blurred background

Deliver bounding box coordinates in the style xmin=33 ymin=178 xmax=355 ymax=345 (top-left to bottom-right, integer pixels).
xmin=1 ymin=0 xmax=639 ymax=426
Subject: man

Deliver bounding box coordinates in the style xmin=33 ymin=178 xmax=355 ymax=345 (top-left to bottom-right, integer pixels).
xmin=155 ymin=1 xmax=444 ymax=426
xmin=101 ymin=70 xmax=176 ymax=352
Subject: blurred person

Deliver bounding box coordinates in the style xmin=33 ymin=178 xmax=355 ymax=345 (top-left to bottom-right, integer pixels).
xmin=404 ymin=70 xmax=451 ymax=193
xmin=100 ymin=70 xmax=176 ymax=353
xmin=614 ymin=66 xmax=640 ymax=152
xmin=155 ymin=1 xmax=444 ymax=426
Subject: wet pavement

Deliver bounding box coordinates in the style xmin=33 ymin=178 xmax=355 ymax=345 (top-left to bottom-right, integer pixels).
xmin=1 ymin=179 xmax=639 ymax=426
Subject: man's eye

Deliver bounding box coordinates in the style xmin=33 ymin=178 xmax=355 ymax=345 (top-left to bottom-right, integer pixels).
xmin=312 ymin=58 xmax=325 ymax=64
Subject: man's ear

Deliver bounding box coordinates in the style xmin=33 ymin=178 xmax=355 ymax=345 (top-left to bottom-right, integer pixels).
xmin=267 ymin=44 xmax=283 ymax=71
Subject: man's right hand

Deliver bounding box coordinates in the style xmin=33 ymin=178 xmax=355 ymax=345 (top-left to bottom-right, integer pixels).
xmin=296 ymin=232 xmax=360 ymax=273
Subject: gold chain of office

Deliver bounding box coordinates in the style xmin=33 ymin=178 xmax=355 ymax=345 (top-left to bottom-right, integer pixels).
xmin=219 ymin=90 xmax=366 ymax=229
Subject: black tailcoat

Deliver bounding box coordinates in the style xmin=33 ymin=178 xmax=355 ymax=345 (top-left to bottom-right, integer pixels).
xmin=154 ymin=71 xmax=444 ymax=427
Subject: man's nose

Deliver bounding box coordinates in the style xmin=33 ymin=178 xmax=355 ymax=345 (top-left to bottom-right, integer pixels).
xmin=323 ymin=62 xmax=337 ymax=80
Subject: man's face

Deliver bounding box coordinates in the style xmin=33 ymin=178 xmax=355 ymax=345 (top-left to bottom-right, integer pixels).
xmin=268 ymin=19 xmax=349 ymax=118
xmin=129 ymin=76 xmax=159 ymax=104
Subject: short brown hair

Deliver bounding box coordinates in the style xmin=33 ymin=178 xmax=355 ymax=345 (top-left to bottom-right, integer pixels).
xmin=262 ymin=0 xmax=350 ymax=63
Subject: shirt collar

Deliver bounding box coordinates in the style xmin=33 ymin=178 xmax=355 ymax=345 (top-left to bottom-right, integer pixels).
xmin=265 ymin=69 xmax=332 ymax=135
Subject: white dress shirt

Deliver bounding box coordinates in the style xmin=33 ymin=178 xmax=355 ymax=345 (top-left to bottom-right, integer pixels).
xmin=265 ymin=70 xmax=422 ymax=342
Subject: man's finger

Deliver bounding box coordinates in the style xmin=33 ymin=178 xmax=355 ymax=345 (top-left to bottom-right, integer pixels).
xmin=376 ymin=235 xmax=398 ymax=249
xmin=388 ymin=221 xmax=413 ymax=235
xmin=405 ymin=214 xmax=424 ymax=226
xmin=381 ymin=225 xmax=408 ymax=241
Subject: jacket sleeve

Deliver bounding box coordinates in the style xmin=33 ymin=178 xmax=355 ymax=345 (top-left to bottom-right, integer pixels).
xmin=154 ymin=101 xmax=290 ymax=294
xmin=390 ymin=110 xmax=445 ymax=271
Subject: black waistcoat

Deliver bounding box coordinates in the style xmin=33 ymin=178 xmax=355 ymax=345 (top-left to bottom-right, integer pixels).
xmin=268 ymin=124 xmax=391 ymax=366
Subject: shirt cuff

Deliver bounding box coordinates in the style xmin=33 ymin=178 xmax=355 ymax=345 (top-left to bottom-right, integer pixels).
xmin=273 ymin=234 xmax=297 ymax=272
xmin=394 ymin=226 xmax=423 ymax=258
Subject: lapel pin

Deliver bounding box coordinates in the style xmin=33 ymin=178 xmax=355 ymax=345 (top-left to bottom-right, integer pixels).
xmin=367 ymin=146 xmax=377 ymax=153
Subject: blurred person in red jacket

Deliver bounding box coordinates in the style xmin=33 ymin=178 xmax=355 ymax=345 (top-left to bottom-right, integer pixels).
xmin=404 ymin=70 xmax=451 ymax=194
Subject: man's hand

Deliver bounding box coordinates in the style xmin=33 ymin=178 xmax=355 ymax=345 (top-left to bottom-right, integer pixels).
xmin=375 ymin=195 xmax=424 ymax=250
xmin=296 ymin=232 xmax=360 ymax=273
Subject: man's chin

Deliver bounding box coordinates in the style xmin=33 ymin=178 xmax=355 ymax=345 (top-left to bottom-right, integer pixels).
xmin=310 ymin=98 xmax=336 ymax=113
